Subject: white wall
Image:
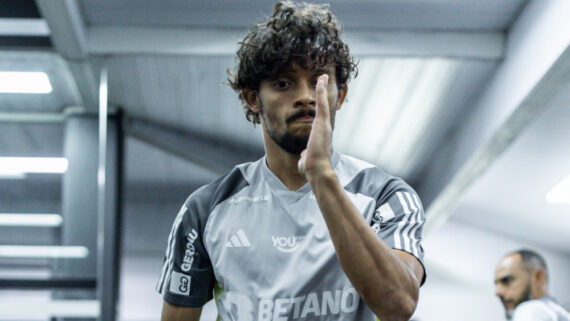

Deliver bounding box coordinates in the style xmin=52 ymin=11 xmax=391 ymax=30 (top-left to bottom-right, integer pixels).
xmin=413 ymin=219 xmax=570 ymax=321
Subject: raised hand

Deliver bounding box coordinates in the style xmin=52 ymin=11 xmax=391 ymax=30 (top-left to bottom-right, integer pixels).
xmin=297 ymin=74 xmax=334 ymax=181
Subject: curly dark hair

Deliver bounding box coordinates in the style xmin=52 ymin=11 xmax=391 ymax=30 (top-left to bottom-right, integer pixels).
xmin=228 ymin=1 xmax=358 ymax=124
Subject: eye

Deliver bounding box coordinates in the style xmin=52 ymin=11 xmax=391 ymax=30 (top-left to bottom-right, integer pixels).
xmin=500 ymin=276 xmax=513 ymax=285
xmin=272 ymin=80 xmax=290 ymax=89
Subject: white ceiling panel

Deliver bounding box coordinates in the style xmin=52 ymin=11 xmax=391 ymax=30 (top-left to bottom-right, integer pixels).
xmin=454 ymin=79 xmax=570 ymax=254
xmin=334 ymin=57 xmax=497 ymax=179
xmin=80 ymin=0 xmax=527 ymax=32
xmin=125 ymin=137 xmax=218 ymax=185
xmin=106 ymin=55 xmax=263 ymax=148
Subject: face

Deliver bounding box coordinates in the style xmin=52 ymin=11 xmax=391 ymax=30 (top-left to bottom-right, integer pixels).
xmin=244 ymin=63 xmax=347 ymax=154
xmin=494 ymin=254 xmax=533 ymax=319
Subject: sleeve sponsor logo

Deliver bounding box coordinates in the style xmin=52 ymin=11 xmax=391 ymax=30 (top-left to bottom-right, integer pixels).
xmin=371 ymin=203 xmax=395 ymax=233
xmin=169 ymin=271 xmax=191 ymax=296
xmin=378 ymin=203 xmax=395 ymax=222
xmin=181 ymin=229 xmax=198 ymax=272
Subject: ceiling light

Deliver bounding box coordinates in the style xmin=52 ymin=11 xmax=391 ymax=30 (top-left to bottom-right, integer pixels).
xmin=546 ymin=174 xmax=570 ymax=204
xmin=0 ymin=172 xmax=26 ymax=179
xmin=0 ymin=246 xmax=88 ymax=258
xmin=0 ymin=214 xmax=63 ymax=227
xmin=0 ymin=18 xmax=50 ymax=36
xmin=0 ymin=157 xmax=68 ymax=174
xmin=0 ymin=299 xmax=99 ymax=319
xmin=0 ymin=71 xmax=52 ymax=93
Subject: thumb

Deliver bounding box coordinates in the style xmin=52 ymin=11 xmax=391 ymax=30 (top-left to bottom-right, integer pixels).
xmin=298 ymin=149 xmax=307 ymax=173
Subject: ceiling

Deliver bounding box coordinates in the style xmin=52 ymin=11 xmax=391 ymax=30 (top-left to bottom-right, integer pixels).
xmin=1 ymin=0 xmax=570 ymax=320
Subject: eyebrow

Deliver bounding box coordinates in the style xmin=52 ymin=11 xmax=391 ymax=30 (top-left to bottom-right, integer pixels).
xmin=314 ymin=68 xmax=333 ymax=74
xmin=495 ymin=275 xmax=513 ymax=284
xmin=279 ymin=67 xmax=333 ymax=77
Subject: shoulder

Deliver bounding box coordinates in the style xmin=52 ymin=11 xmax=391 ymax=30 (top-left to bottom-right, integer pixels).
xmin=513 ymin=300 xmax=557 ymax=321
xmin=337 ymin=153 xmax=417 ymax=202
xmin=184 ymin=162 xmax=253 ymax=217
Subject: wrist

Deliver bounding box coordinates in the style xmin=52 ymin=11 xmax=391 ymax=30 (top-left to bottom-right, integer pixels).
xmin=306 ymin=166 xmax=337 ymax=186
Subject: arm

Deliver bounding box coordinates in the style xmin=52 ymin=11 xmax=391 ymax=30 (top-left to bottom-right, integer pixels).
xmin=161 ymin=301 xmax=203 ymax=321
xmin=156 ymin=198 xmax=215 ymax=321
xmin=310 ymin=172 xmax=422 ymax=320
xmin=298 ymin=75 xmax=424 ymax=320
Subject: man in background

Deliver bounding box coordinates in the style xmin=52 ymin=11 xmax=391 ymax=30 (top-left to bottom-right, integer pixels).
xmin=495 ymin=249 xmax=570 ymax=320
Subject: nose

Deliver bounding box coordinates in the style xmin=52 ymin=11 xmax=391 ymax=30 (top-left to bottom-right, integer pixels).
xmin=294 ymin=81 xmax=316 ymax=108
xmin=495 ymin=285 xmax=504 ymax=298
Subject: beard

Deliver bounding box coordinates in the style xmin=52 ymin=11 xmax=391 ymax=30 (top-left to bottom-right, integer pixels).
xmin=259 ymin=97 xmax=339 ymax=155
xmin=504 ymin=284 xmax=533 ymax=320
xmin=268 ymin=130 xmax=309 ymax=154
xmin=261 ymin=104 xmax=317 ymax=154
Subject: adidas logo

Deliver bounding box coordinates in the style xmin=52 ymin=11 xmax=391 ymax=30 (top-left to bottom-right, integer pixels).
xmin=225 ymin=229 xmax=251 ymax=248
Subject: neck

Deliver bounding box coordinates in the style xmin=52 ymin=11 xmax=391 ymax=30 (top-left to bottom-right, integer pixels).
xmin=533 ymin=288 xmax=548 ymax=300
xmin=263 ymin=129 xmax=307 ymax=191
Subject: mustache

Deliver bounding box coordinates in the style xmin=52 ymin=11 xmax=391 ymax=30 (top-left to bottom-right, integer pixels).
xmin=286 ymin=109 xmax=316 ymax=123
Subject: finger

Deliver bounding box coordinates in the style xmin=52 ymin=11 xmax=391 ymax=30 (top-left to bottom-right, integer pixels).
xmin=298 ymin=149 xmax=307 ymax=173
xmin=316 ymin=74 xmax=330 ymax=120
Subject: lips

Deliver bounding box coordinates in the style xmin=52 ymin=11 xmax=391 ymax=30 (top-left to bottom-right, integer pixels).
xmin=287 ymin=110 xmax=316 ymax=123
xmin=501 ymin=299 xmax=514 ymax=310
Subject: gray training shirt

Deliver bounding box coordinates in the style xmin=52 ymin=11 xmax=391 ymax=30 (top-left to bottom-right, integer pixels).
xmin=157 ymin=151 xmax=426 ymax=321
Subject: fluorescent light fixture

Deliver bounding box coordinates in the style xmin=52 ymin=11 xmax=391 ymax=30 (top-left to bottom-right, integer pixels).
xmin=0 ymin=246 xmax=88 ymax=258
xmin=0 ymin=157 xmax=68 ymax=174
xmin=546 ymin=174 xmax=570 ymax=204
xmin=0 ymin=71 xmax=52 ymax=93
xmin=0 ymin=299 xmax=99 ymax=319
xmin=0 ymin=172 xmax=26 ymax=179
xmin=0 ymin=18 xmax=50 ymax=36
xmin=0 ymin=214 xmax=63 ymax=227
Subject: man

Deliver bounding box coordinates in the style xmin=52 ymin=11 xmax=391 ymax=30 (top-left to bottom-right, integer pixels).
xmin=495 ymin=249 xmax=570 ymax=321
xmin=157 ymin=2 xmax=425 ymax=320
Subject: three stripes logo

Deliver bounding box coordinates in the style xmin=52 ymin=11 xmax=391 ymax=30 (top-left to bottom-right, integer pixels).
xmin=225 ymin=229 xmax=251 ymax=248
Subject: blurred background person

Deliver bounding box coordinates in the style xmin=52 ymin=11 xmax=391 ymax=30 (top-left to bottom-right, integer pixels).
xmin=495 ymin=249 xmax=570 ymax=321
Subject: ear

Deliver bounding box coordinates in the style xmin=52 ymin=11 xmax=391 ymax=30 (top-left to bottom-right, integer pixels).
xmin=242 ymin=89 xmax=261 ymax=113
xmin=336 ymin=84 xmax=348 ymax=111
xmin=533 ymin=268 xmax=546 ymax=286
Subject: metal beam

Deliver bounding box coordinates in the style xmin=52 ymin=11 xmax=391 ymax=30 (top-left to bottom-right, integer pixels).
xmin=34 ymin=0 xmax=87 ymax=59
xmin=35 ymin=0 xmax=98 ymax=111
xmin=0 ymin=106 xmax=89 ymax=123
xmin=87 ymin=26 xmax=504 ymax=59
xmin=420 ymin=0 xmax=570 ymax=235
xmin=0 ymin=278 xmax=96 ymax=290
xmin=424 ymin=44 xmax=570 ymax=235
xmin=125 ymin=116 xmax=264 ymax=175
xmin=0 ymin=111 xmax=65 ymax=123
xmin=96 ymin=108 xmax=123 ymax=321
xmin=345 ymin=31 xmax=504 ymax=59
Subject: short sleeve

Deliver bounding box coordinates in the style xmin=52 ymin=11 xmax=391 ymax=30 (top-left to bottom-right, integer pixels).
xmin=156 ymin=199 xmax=215 ymax=307
xmin=371 ymin=180 xmax=425 ymax=274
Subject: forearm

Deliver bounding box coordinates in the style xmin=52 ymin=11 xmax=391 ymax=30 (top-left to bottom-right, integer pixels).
xmin=309 ymin=169 xmax=419 ymax=320
xmin=161 ymin=301 xmax=203 ymax=321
